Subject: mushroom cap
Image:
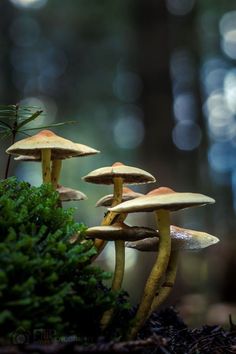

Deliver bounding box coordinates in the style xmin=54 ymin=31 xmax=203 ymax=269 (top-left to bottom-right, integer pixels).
xmin=126 ymin=225 xmax=219 ymax=251
xmin=56 ymin=185 xmax=87 ymax=201
xmin=85 ymin=222 xmax=158 ymax=241
xmin=6 ymin=130 xmax=100 ymax=159
xmin=96 ymin=187 xmax=144 ymax=207
xmin=109 ymin=187 xmax=215 ymax=213
xmin=82 ymin=162 xmax=156 ymax=185
xmin=73 ymin=143 xmax=100 ymax=157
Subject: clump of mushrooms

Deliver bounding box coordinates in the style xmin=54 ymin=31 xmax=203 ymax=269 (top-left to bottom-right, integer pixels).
xmin=83 ymin=162 xmax=155 ymax=329
xmin=83 ymin=162 xmax=155 ymax=292
xmin=5 ymin=128 xmax=219 ymax=340
xmin=109 ymin=187 xmax=215 ymax=339
xmin=126 ymin=225 xmax=219 ymax=314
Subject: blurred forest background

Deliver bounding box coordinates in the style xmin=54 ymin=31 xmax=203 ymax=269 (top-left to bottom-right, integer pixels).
xmin=1 ymin=0 xmax=236 ymax=327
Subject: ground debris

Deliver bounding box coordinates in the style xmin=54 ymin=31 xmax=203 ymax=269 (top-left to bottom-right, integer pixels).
xmin=139 ymin=307 xmax=236 ymax=353
xmin=1 ymin=308 xmax=236 ymax=354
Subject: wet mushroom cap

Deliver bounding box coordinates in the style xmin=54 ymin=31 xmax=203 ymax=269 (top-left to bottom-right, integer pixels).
xmin=56 ymin=185 xmax=87 ymax=201
xmin=82 ymin=162 xmax=156 ymax=185
xmin=96 ymin=187 xmax=144 ymax=207
xmin=109 ymin=187 xmax=215 ymax=213
xmin=85 ymin=222 xmax=158 ymax=241
xmin=6 ymin=130 xmax=100 ymax=159
xmin=126 ymin=225 xmax=220 ymax=251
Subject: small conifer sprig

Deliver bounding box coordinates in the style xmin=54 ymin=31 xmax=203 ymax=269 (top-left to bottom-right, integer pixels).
xmin=0 ymin=104 xmax=76 ymax=178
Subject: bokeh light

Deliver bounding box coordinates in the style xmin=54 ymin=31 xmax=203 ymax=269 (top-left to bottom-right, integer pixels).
xmin=224 ymin=69 xmax=236 ymax=113
xmin=166 ymin=0 xmax=196 ymax=16
xmin=9 ymin=0 xmax=47 ymax=9
xmin=172 ymin=121 xmax=202 ymax=151
xmin=208 ymin=142 xmax=236 ymax=173
xmin=173 ymin=92 xmax=197 ymax=122
xmin=220 ymin=11 xmax=236 ymax=59
xmin=113 ymin=112 xmax=145 ymax=149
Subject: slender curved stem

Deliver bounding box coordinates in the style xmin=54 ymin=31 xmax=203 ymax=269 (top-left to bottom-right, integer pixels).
xmin=41 ymin=149 xmax=51 ymax=183
xmin=128 ymin=209 xmax=171 ymax=340
xmin=100 ymin=177 xmax=124 ymax=330
xmin=94 ymin=178 xmax=124 ymax=254
xmin=51 ymin=159 xmax=62 ymax=189
xmin=111 ymin=177 xmax=125 ymax=290
xmin=112 ymin=239 xmax=125 ymax=290
xmin=149 ymin=250 xmax=178 ymax=314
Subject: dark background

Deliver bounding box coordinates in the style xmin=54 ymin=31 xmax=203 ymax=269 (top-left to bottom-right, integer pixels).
xmin=1 ymin=0 xmax=236 ymax=327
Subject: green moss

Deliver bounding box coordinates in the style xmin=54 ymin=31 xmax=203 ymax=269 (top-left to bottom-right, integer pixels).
xmin=0 ymin=177 xmax=129 ymax=343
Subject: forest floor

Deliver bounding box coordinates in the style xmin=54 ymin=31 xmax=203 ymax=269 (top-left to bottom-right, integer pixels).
xmin=1 ymin=308 xmax=236 ymax=353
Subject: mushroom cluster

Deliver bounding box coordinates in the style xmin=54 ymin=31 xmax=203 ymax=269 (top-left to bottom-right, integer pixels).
xmin=83 ymin=181 xmax=218 ymax=337
xmin=6 ymin=129 xmax=219 ymax=340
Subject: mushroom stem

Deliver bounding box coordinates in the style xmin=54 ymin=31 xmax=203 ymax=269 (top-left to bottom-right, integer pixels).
xmin=95 ymin=177 xmax=124 ymax=251
xmin=51 ymin=159 xmax=62 ymax=189
xmin=100 ymin=177 xmax=126 ymax=330
xmin=128 ymin=209 xmax=171 ymax=340
xmin=41 ymin=148 xmax=51 ymax=184
xmin=112 ymin=239 xmax=125 ymax=290
xmin=110 ymin=177 xmax=125 ymax=291
xmin=149 ymin=250 xmax=178 ymax=314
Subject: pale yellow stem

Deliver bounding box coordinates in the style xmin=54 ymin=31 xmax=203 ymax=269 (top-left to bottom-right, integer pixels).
xmin=41 ymin=149 xmax=51 ymax=184
xmin=94 ymin=177 xmax=124 ymax=252
xmin=128 ymin=209 xmax=171 ymax=340
xmin=51 ymin=159 xmax=62 ymax=190
xmin=100 ymin=177 xmax=125 ymax=330
xmin=149 ymin=250 xmax=178 ymax=314
xmin=112 ymin=239 xmax=125 ymax=291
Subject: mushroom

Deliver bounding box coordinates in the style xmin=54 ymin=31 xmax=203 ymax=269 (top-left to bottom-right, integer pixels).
xmin=126 ymin=225 xmax=219 ymax=314
xmin=126 ymin=225 xmax=219 ymax=251
xmin=56 ymin=185 xmax=87 ymax=202
xmin=83 ymin=162 xmax=155 ymax=288
xmin=85 ymin=222 xmax=157 ymax=241
xmin=109 ymin=187 xmax=215 ymax=339
xmin=83 ymin=162 xmax=155 ymax=329
xmin=96 ymin=187 xmax=144 ymax=208
xmin=14 ymin=154 xmax=68 ymax=189
xmin=6 ymin=129 xmax=99 ymax=186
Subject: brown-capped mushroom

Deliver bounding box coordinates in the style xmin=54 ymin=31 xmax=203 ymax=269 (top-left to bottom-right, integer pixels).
xmin=126 ymin=225 xmax=219 ymax=251
xmin=96 ymin=187 xmax=144 ymax=208
xmin=109 ymin=187 xmax=215 ymax=339
xmin=85 ymin=222 xmax=157 ymax=241
xmin=126 ymin=225 xmax=219 ymax=314
xmin=83 ymin=162 xmax=155 ymax=330
xmin=83 ymin=162 xmax=155 ymax=289
xmin=56 ymin=185 xmax=87 ymax=202
xmin=7 ymin=129 xmax=99 ymax=186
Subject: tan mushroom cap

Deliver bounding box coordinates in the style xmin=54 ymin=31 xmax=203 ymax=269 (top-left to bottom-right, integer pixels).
xmin=96 ymin=187 xmax=144 ymax=207
xmin=85 ymin=222 xmax=157 ymax=241
xmin=126 ymin=225 xmax=220 ymax=251
xmin=109 ymin=187 xmax=215 ymax=213
xmin=56 ymin=185 xmax=87 ymax=201
xmin=82 ymin=162 xmax=156 ymax=185
xmin=6 ymin=130 xmax=100 ymax=159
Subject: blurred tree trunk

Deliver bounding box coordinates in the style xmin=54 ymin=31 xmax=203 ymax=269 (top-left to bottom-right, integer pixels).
xmin=131 ymin=0 xmax=173 ymax=156
xmin=0 ymin=0 xmax=17 ymax=103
